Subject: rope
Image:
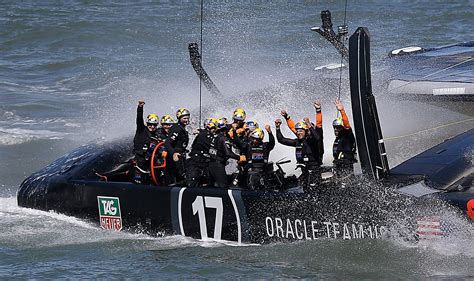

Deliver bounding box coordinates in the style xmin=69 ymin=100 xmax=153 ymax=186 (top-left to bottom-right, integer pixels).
xmin=388 ymin=57 xmax=474 ymax=94
xmin=199 ymin=0 xmax=203 ymax=128
xmin=385 ymin=117 xmax=474 ymax=141
xmin=336 ymin=0 xmax=348 ymax=117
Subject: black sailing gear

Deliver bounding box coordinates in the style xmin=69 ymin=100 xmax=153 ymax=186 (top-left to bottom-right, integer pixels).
xmin=132 ymin=106 xmax=158 ymax=184
xmin=332 ymin=128 xmax=357 ymax=178
xmin=276 ymin=127 xmax=322 ymax=192
xmin=208 ymin=131 xmax=240 ymax=187
xmin=187 ymin=128 xmax=216 ymax=187
xmin=164 ymin=121 xmax=189 ymax=183
xmin=240 ymin=132 xmax=275 ymax=190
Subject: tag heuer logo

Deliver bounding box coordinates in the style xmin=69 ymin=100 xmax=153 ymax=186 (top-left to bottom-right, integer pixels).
xmin=97 ymin=196 xmax=122 ymax=231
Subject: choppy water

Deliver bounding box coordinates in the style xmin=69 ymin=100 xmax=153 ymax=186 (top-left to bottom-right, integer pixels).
xmin=1 ymin=0 xmax=473 ymax=278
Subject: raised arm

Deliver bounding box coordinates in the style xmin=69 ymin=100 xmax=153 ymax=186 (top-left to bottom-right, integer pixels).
xmin=275 ymin=119 xmax=297 ymax=147
xmin=265 ymin=124 xmax=275 ymax=151
xmin=136 ymin=99 xmax=146 ymax=133
xmin=335 ymin=99 xmax=351 ymax=129
xmin=314 ymin=100 xmax=322 ymax=129
xmin=281 ymin=110 xmax=296 ymax=134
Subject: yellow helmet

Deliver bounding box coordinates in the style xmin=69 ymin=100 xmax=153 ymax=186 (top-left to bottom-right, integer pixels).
xmin=233 ymin=108 xmax=246 ymax=121
xmin=249 ymin=128 xmax=264 ymax=140
xmin=332 ymin=117 xmax=343 ymax=127
xmin=204 ymin=117 xmax=218 ymax=129
xmin=160 ymin=114 xmax=175 ymax=125
xmin=295 ymin=121 xmax=308 ymax=130
xmin=146 ymin=114 xmax=159 ymax=125
xmin=176 ymin=108 xmax=190 ymax=119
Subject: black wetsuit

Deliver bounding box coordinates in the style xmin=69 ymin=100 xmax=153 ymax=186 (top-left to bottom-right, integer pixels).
xmin=333 ymin=128 xmax=357 ymax=178
xmin=149 ymin=126 xmax=171 ymax=185
xmin=241 ymin=133 xmax=275 ymax=190
xmin=156 ymin=127 xmax=169 ymax=142
xmin=314 ymin=126 xmax=324 ymax=165
xmin=164 ymin=121 xmax=189 ymax=183
xmin=132 ymin=106 xmax=158 ymax=184
xmin=187 ymin=129 xmax=216 ymax=187
xmin=209 ymin=131 xmax=240 ymax=188
xmin=276 ymin=127 xmax=322 ymax=191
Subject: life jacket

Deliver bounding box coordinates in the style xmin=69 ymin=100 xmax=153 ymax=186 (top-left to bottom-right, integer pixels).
xmin=134 ymin=129 xmax=158 ymax=157
xmin=144 ymin=136 xmax=160 ymax=161
xmin=250 ymin=145 xmax=265 ymax=164
xmin=295 ymin=138 xmax=319 ymax=166
xmin=333 ymin=129 xmax=356 ymax=163
xmin=189 ymin=129 xmax=215 ymax=164
xmin=168 ymin=122 xmax=189 ymax=153
xmin=210 ymin=133 xmax=234 ymax=165
xmin=156 ymin=127 xmax=169 ymax=142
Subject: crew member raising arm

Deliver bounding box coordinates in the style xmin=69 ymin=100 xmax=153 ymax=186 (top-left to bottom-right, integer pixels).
xmin=280 ymin=101 xmax=324 ymax=165
xmin=275 ymin=117 xmax=322 ymax=192
xmin=332 ymin=99 xmax=357 ymax=178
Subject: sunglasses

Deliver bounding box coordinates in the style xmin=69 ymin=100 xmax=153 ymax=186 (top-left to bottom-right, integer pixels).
xmin=147 ymin=123 xmax=157 ymax=127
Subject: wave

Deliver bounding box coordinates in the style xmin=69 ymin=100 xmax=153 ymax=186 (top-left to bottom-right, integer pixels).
xmin=0 ymin=127 xmax=68 ymax=146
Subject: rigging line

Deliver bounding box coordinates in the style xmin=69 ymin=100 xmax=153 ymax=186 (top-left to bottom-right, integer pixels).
xmin=199 ymin=0 xmax=203 ymax=129
xmin=336 ymin=0 xmax=348 ymax=117
xmin=385 ymin=117 xmax=474 ymax=141
xmin=387 ymin=56 xmax=474 ymax=94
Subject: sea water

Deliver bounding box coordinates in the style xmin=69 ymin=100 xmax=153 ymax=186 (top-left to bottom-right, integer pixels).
xmin=1 ymin=0 xmax=473 ymax=278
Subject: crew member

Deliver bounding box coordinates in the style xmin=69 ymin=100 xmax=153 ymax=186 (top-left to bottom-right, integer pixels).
xmin=244 ymin=120 xmax=259 ymax=133
xmin=157 ymin=114 xmax=175 ymax=141
xmin=208 ymin=117 xmax=242 ymax=187
xmin=165 ymin=108 xmax=190 ymax=183
xmin=228 ymin=108 xmax=247 ymax=140
xmin=332 ymin=99 xmax=357 ymax=178
xmin=187 ymin=118 xmax=218 ymax=187
xmin=132 ymin=99 xmax=159 ymax=184
xmin=275 ymin=119 xmax=322 ymax=192
xmin=241 ymin=120 xmax=259 ymax=143
xmin=241 ymin=126 xmax=275 ymax=190
xmin=147 ymin=114 xmax=175 ymax=185
xmin=280 ymin=100 xmax=324 ymax=165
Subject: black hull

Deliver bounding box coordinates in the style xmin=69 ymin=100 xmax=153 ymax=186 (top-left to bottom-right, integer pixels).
xmin=17 ymin=139 xmax=465 ymax=244
xmin=17 ymin=178 xmax=398 ymax=243
xmin=17 ymin=27 xmax=472 ymax=244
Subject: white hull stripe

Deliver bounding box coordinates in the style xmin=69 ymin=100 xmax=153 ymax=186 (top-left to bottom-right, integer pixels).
xmin=178 ymin=187 xmax=187 ymax=236
xmin=228 ymin=189 xmax=242 ymax=244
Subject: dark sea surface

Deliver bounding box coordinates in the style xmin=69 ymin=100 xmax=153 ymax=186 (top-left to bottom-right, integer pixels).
xmin=1 ymin=0 xmax=473 ymax=278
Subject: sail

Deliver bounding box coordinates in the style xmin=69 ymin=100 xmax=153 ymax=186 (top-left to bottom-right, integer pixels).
xmin=348 ymin=27 xmax=390 ymax=180
xmin=188 ymin=43 xmax=222 ymax=98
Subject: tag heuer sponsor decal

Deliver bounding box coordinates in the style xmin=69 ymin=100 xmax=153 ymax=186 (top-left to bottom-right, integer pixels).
xmin=97 ymin=196 xmax=122 ymax=231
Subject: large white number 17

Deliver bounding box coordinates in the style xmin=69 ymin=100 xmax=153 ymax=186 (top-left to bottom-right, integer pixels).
xmin=192 ymin=196 xmax=223 ymax=240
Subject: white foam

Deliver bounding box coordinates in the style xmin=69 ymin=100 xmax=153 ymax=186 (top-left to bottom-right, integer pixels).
xmin=314 ymin=63 xmax=345 ymax=70
xmin=391 ymin=46 xmax=422 ymax=55
xmin=0 ymin=127 xmax=68 ymax=145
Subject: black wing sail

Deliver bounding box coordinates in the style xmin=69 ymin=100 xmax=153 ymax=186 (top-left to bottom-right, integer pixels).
xmin=311 ymin=10 xmax=349 ymax=61
xmin=188 ymin=43 xmax=222 ymax=98
xmin=348 ymin=27 xmax=390 ymax=180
